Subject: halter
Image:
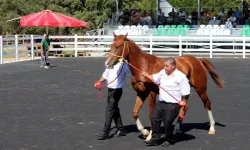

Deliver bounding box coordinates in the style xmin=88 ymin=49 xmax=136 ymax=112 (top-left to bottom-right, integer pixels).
xmin=108 ymin=40 xmax=129 ymax=62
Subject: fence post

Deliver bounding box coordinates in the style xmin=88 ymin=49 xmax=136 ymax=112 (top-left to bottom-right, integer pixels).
xmin=31 ymin=35 xmax=34 ymax=60
xmin=243 ymin=36 xmax=246 ymax=59
xmin=0 ymin=36 xmax=3 ymax=64
xmin=210 ymin=34 xmax=213 ymax=58
xmin=150 ymin=34 xmax=153 ymax=54
xmin=179 ymin=35 xmax=182 ymax=56
xmin=15 ymin=35 xmax=19 ymax=62
xmin=74 ymin=34 xmax=78 ymax=57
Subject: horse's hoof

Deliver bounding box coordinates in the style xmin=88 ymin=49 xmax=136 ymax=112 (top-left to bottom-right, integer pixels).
xmin=142 ymin=129 xmax=150 ymax=136
xmin=208 ymin=130 xmax=215 ymax=135
xmin=145 ymin=135 xmax=152 ymax=142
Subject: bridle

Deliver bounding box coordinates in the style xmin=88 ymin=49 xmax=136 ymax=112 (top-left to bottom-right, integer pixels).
xmin=108 ymin=40 xmax=130 ymax=63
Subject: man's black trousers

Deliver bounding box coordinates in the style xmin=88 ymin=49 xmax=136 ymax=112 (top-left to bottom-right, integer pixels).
xmin=151 ymin=101 xmax=180 ymax=140
xmin=103 ymin=88 xmax=124 ymax=134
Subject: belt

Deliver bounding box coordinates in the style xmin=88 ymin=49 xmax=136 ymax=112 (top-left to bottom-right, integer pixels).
xmin=159 ymin=101 xmax=178 ymax=105
xmin=108 ymin=88 xmax=122 ymax=90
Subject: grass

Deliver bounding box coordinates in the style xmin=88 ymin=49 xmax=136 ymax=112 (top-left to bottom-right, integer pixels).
xmin=2 ymin=48 xmax=91 ymax=58
xmin=3 ymin=53 xmax=29 ymax=58
xmin=62 ymin=50 xmax=74 ymax=55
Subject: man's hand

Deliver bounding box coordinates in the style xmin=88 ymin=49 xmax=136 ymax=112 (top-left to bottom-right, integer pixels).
xmin=179 ymin=100 xmax=187 ymax=107
xmin=142 ymin=72 xmax=148 ymax=77
xmin=94 ymin=80 xmax=102 ymax=89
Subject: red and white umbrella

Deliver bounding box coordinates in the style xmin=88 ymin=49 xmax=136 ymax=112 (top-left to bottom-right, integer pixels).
xmin=19 ymin=10 xmax=88 ymax=34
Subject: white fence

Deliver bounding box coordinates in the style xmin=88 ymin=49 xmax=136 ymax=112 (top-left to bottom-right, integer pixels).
xmin=0 ymin=35 xmax=43 ymax=64
xmin=49 ymin=34 xmax=250 ymax=58
xmin=1 ymin=34 xmax=250 ymax=64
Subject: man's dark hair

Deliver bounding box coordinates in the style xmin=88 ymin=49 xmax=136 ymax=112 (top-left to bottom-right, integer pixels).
xmin=165 ymin=57 xmax=176 ymax=67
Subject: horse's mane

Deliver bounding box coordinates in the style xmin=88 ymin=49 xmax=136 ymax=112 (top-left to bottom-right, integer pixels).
xmin=127 ymin=38 xmax=162 ymax=62
xmin=127 ymin=38 xmax=146 ymax=54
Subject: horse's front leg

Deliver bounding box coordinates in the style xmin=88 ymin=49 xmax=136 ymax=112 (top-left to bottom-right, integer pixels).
xmin=145 ymin=91 xmax=157 ymax=142
xmin=133 ymin=93 xmax=149 ymax=137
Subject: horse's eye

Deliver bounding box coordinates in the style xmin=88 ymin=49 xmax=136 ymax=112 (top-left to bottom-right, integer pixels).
xmin=115 ymin=46 xmax=120 ymax=50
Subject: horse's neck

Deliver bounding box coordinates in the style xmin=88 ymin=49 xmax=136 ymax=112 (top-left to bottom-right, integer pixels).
xmin=127 ymin=42 xmax=149 ymax=75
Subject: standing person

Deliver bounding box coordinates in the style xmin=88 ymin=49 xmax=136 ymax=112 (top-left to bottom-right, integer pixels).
xmin=94 ymin=61 xmax=130 ymax=140
xmin=142 ymin=57 xmax=190 ymax=146
xmin=41 ymin=34 xmax=51 ymax=68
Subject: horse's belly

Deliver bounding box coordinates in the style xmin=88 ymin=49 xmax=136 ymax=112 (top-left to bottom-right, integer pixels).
xmin=131 ymin=81 xmax=146 ymax=92
xmin=131 ymin=76 xmax=159 ymax=93
xmin=131 ymin=81 xmax=159 ymax=94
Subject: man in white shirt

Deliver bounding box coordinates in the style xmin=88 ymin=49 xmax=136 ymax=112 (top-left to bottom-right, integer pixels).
xmin=94 ymin=61 xmax=130 ymax=140
xmin=142 ymin=57 xmax=190 ymax=146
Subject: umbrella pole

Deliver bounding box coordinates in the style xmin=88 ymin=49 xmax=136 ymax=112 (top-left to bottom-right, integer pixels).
xmin=46 ymin=26 xmax=48 ymax=35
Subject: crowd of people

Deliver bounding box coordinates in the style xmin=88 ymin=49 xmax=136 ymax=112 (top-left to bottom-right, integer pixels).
xmin=116 ymin=8 xmax=155 ymax=27
xmin=158 ymin=6 xmax=249 ymax=28
xmin=115 ymin=1 xmax=250 ymax=28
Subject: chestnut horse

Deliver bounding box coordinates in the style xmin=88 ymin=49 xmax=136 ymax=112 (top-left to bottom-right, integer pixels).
xmin=105 ymin=33 xmax=224 ymax=141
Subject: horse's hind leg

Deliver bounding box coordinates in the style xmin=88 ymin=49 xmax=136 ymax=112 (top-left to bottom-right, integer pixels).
xmin=133 ymin=92 xmax=150 ymax=137
xmin=196 ymin=88 xmax=216 ymax=134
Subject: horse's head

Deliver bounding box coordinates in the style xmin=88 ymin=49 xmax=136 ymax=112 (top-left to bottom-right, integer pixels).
xmin=105 ymin=32 xmax=129 ymax=69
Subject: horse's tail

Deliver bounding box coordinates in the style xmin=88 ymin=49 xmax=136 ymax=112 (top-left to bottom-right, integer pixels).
xmin=200 ymin=58 xmax=224 ymax=89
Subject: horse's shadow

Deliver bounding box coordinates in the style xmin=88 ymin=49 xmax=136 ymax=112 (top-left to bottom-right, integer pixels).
xmin=121 ymin=122 xmax=226 ymax=143
xmin=180 ymin=122 xmax=226 ymax=133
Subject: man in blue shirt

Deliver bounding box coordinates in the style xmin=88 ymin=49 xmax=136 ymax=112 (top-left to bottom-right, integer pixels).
xmin=94 ymin=61 xmax=130 ymax=140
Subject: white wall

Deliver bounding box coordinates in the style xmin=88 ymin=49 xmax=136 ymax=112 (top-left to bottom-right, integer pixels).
xmin=159 ymin=0 xmax=174 ymax=17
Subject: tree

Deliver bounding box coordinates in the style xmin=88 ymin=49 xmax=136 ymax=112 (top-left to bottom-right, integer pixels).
xmin=0 ymin=0 xmax=241 ymax=35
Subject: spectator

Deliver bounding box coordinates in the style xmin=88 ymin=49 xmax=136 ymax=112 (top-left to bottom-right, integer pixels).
xmin=234 ymin=7 xmax=241 ymax=24
xmin=40 ymin=34 xmax=51 ymax=68
xmin=229 ymin=13 xmax=237 ymax=27
xmin=191 ymin=8 xmax=198 ymax=25
xmin=200 ymin=12 xmax=209 ymax=25
xmin=209 ymin=8 xmax=216 ymax=20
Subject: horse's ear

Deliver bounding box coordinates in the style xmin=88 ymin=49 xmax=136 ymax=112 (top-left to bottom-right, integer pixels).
xmin=113 ymin=32 xmax=117 ymax=39
xmin=123 ymin=33 xmax=128 ymax=41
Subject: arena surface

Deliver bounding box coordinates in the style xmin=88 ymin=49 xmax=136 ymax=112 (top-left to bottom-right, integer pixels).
xmin=0 ymin=57 xmax=249 ymax=150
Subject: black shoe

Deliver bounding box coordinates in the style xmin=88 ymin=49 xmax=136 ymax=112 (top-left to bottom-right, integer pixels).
xmin=163 ymin=138 xmax=176 ymax=145
xmin=96 ymin=132 xmax=109 ymax=140
xmin=144 ymin=138 xmax=162 ymax=146
xmin=114 ymin=130 xmax=126 ymax=137
xmin=161 ymin=141 xmax=173 ymax=147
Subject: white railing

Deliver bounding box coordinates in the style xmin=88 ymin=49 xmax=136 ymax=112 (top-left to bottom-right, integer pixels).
xmin=1 ymin=34 xmax=250 ymax=64
xmin=49 ymin=35 xmax=250 ymax=58
xmin=0 ymin=35 xmax=43 ymax=64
